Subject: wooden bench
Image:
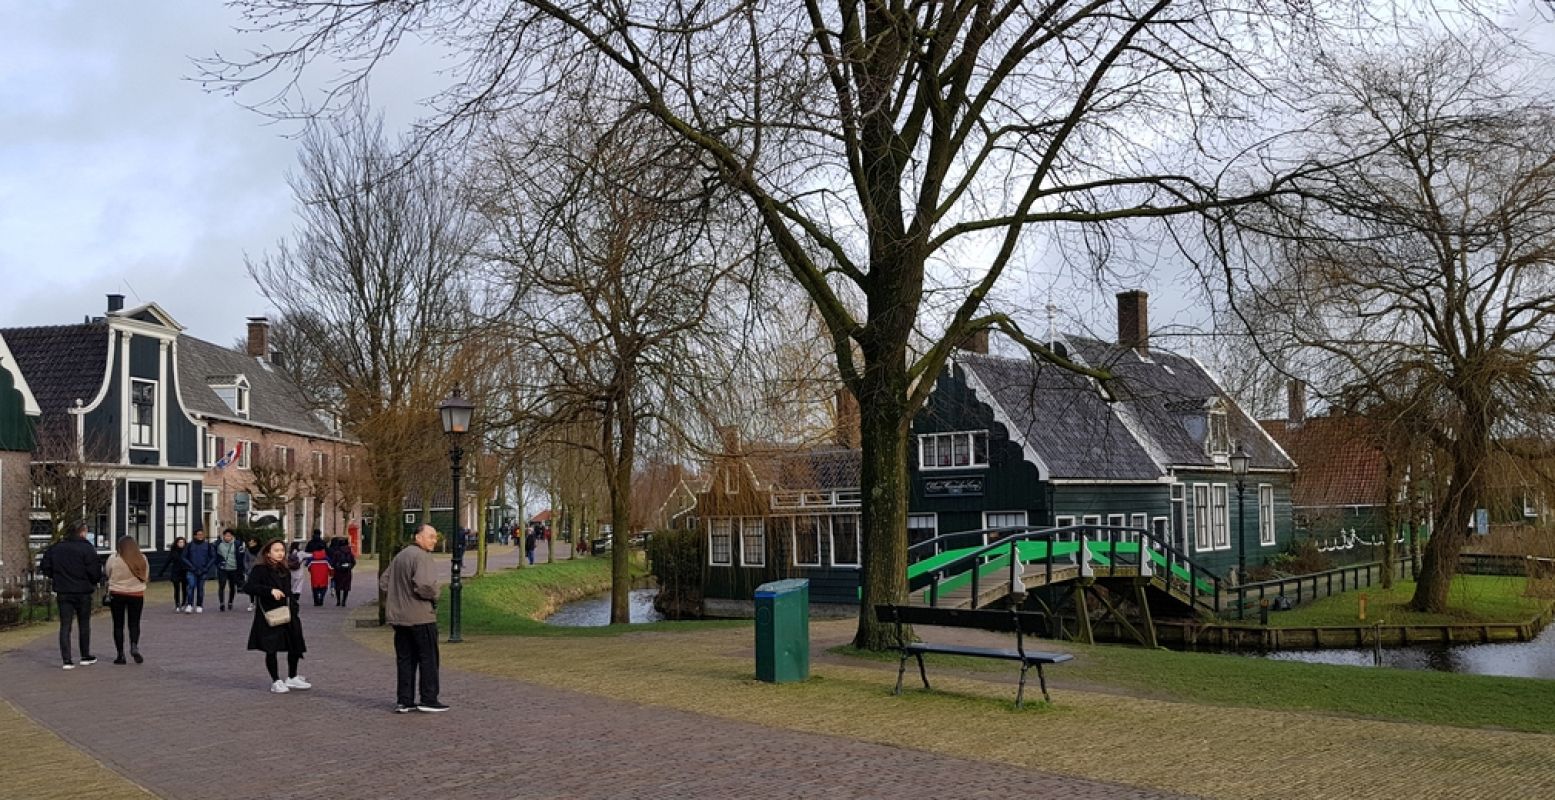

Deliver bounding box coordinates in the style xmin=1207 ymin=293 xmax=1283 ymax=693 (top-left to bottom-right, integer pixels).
xmin=874 ymin=604 xmax=1072 ymax=707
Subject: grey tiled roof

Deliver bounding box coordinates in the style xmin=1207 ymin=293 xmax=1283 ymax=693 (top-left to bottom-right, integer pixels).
xmin=176 ymin=336 xmax=336 ymax=439
xmin=773 ymin=447 xmax=860 ymax=491
xmin=0 ymin=323 xmax=110 ymax=417
xmin=957 ymin=336 xmax=1294 ymax=480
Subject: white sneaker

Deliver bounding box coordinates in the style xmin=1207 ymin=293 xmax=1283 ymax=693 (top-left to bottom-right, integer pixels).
xmin=195 ymin=606 xmax=203 ymax=614
xmin=246 ymin=604 xmax=254 ymax=612
xmin=284 ymin=676 xmax=312 ymax=690
xmin=271 ymin=680 xmax=290 ymax=694
xmin=182 ymin=605 xmax=192 ymax=613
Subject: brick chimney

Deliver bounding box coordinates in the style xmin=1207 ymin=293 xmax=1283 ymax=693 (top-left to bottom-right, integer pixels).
xmin=834 ymin=388 xmax=861 ymax=449
xmin=1117 ymin=290 xmax=1148 ymax=354
xmin=106 ymin=293 xmax=125 ymax=313
xmin=957 ymin=329 xmax=990 ymax=354
xmin=246 ymin=317 xmax=270 ymax=361
xmin=1288 ymin=379 xmax=1307 ymax=425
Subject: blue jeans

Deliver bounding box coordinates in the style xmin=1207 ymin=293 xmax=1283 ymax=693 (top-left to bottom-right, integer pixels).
xmin=185 ymin=574 xmax=206 ymax=607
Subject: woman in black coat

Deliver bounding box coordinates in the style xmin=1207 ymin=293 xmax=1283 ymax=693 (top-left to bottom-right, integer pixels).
xmin=242 ymin=540 xmax=311 ymax=694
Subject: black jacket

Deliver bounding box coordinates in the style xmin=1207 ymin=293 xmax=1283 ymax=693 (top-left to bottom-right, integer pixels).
xmin=242 ymin=564 xmax=307 ymax=654
xmin=39 ymin=537 xmax=104 ymax=594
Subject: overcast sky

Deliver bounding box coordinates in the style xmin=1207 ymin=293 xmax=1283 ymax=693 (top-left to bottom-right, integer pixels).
xmin=0 ymin=2 xmax=442 ymax=346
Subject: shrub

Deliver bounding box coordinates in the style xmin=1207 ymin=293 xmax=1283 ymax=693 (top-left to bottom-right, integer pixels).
xmin=648 ymin=529 xmax=703 ymax=619
xmin=1266 ymin=537 xmax=1334 ymax=577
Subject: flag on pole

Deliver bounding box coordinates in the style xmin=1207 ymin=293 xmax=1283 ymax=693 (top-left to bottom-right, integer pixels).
xmin=214 ymin=440 xmax=243 ymax=469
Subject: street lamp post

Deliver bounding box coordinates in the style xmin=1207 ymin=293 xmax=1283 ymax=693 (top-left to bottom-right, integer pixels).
xmin=1230 ymin=442 xmax=1250 ymax=620
xmin=439 ymin=386 xmax=475 ymax=644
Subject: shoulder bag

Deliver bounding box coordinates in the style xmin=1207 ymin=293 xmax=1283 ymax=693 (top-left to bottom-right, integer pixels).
xmin=264 ymin=601 xmax=292 ymax=627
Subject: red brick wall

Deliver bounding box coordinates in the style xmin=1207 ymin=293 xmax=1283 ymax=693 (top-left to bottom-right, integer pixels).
xmin=201 ymin=421 xmax=365 ymax=540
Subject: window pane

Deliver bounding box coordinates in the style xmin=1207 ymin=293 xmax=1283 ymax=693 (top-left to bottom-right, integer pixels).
xmin=973 ymin=431 xmax=988 ymax=465
xmin=793 ymin=517 xmax=821 ymax=566
xmin=987 ymin=511 xmax=1027 ymax=528
xmin=741 ymin=517 xmax=765 ymax=566
xmin=907 ymin=513 xmax=937 ymax=546
xmin=1260 ymin=485 xmax=1276 ymax=545
xmin=1212 ymin=485 xmax=1229 ymax=548
xmin=709 ymin=519 xmax=732 ymax=565
xmin=950 ymin=434 xmax=968 ymax=466
xmin=831 ymin=514 xmax=860 ymax=566
xmin=920 ymin=437 xmax=935 ymax=468
xmin=1194 ymin=486 xmax=1211 ymax=551
xmin=936 ymin=435 xmax=952 ymax=467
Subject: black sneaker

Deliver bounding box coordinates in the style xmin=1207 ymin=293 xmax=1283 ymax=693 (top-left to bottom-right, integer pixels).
xmin=416 ymin=702 xmax=450 ymax=713
xmin=394 ymin=704 xmax=415 ymax=714
xmin=78 ymin=656 xmax=98 ymax=666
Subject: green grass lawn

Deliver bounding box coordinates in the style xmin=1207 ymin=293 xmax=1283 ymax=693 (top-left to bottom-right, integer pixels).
xmin=436 ymin=555 xmax=746 ymax=637
xmin=833 ymin=636 xmax=1555 ymax=733
xmin=1264 ymin=575 xmax=1549 ymax=627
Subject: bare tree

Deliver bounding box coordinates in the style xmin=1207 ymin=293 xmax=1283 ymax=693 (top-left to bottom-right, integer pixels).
xmin=209 ymin=0 xmax=1358 ymax=646
xmin=247 ymin=108 xmax=479 ymax=622
xmin=1225 ymin=33 xmax=1555 ymax=611
xmin=29 ymin=424 xmax=119 ymax=545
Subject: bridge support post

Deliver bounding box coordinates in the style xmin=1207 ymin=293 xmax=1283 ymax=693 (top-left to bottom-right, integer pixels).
xmin=1072 ymin=580 xmax=1094 ymax=645
xmin=1134 ymin=581 xmax=1159 ymax=648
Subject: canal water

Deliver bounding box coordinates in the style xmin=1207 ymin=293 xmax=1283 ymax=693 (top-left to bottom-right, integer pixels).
xmin=1265 ymin=623 xmax=1555 ymax=679
xmin=544 ymin=588 xmax=664 ymax=627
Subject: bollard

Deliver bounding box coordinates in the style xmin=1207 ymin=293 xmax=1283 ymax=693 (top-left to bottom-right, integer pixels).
xmin=1358 ymin=592 xmax=1368 ymax=621
xmin=1259 ymin=597 xmax=1270 ymax=626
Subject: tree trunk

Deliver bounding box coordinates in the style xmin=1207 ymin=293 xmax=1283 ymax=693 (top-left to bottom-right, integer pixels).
xmin=1410 ymin=392 xmax=1489 ymax=612
xmin=851 ymin=360 xmax=911 ymax=650
xmin=375 ymin=491 xmax=404 ymax=627
xmin=475 ymin=484 xmax=490 ymax=578
xmin=1380 ymin=459 xmax=1397 ymax=590
xmin=608 ymin=397 xmax=636 ymax=624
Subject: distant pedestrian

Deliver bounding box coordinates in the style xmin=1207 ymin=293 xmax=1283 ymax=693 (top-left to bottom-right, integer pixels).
xmin=326 ymin=536 xmax=356 ymax=607
xmin=305 ymin=531 xmax=331 ymax=606
xmin=38 ymin=522 xmax=104 ymax=669
xmin=104 ymin=535 xmax=148 ymax=665
xmin=287 ymin=542 xmax=308 ymax=602
xmin=380 ymin=524 xmax=447 ymax=713
xmin=524 ymin=523 xmax=540 ymax=565
xmin=243 ymin=537 xmax=262 ymax=612
xmin=181 ymin=527 xmax=219 ymax=613
xmin=242 ymin=539 xmax=310 ymax=694
xmin=215 ymin=528 xmax=245 ymax=612
xmin=159 ymin=536 xmax=188 ymax=611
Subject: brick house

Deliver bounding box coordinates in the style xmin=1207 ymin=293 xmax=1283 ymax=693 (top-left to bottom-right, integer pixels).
xmin=0 ymin=332 xmax=40 ymax=579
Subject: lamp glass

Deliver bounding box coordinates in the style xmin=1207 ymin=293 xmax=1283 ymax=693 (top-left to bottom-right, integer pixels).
xmin=439 ymin=389 xmax=475 ymax=435
xmin=1229 ymin=444 xmax=1250 ymax=476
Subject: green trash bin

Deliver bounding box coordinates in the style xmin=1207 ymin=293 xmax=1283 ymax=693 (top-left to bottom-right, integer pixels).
xmin=754 ymin=578 xmax=810 ymax=683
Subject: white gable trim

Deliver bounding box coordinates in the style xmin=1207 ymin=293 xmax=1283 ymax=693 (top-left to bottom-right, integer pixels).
xmin=110 ymin=302 xmax=185 ymax=334
xmin=1187 ymin=355 xmax=1297 ymax=470
xmin=75 ymin=328 xmax=119 ymax=414
xmin=957 ymin=359 xmax=1050 ymax=481
xmin=0 ymin=333 xmax=41 ymax=416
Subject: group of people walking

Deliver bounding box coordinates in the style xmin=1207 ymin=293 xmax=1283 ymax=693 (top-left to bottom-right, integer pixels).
xmin=38 ymin=521 xmax=447 ymax=713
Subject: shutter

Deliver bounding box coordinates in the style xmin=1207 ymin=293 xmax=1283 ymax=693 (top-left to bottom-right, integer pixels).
xmin=215 ymin=437 xmax=226 ymax=463
xmin=287 ymin=447 xmax=296 ymax=471
xmin=321 ymin=453 xmax=330 ymax=476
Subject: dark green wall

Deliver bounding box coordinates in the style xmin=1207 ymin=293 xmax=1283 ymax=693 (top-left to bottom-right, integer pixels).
xmin=1174 ymin=470 xmax=1294 ymax=575
xmin=0 ymin=364 xmax=34 ymax=451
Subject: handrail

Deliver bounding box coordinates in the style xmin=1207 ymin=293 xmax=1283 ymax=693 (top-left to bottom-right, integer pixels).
xmin=909 ymin=524 xmax=1221 ymax=613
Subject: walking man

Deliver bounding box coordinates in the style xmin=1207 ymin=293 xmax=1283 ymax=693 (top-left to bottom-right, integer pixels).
xmin=381 ymin=524 xmax=447 ymax=713
xmin=215 ymin=528 xmax=245 ymax=612
xmin=39 ymin=521 xmax=104 ymax=669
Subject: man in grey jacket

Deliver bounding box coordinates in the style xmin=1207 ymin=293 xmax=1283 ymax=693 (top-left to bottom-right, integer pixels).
xmin=380 ymin=524 xmax=447 ymax=713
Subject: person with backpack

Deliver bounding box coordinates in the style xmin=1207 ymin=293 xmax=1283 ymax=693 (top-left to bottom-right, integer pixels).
xmin=305 ymin=531 xmax=332 ymax=607
xmin=215 ymin=528 xmax=246 ymax=612
xmin=158 ymin=536 xmax=188 ymax=611
xmin=326 ymin=536 xmax=356 ymax=607
xmin=181 ymin=527 xmax=219 ymax=613
xmin=38 ymin=521 xmax=104 ymax=669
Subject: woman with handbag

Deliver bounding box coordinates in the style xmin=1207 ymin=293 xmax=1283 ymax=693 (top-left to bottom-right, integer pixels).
xmin=104 ymin=535 xmax=148 ymax=664
xmin=242 ymin=540 xmax=311 ymax=694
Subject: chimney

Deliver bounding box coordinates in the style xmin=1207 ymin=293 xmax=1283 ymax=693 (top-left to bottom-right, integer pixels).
xmin=957 ymin=329 xmax=990 ymax=354
xmin=246 ymin=317 xmax=270 ymax=361
xmin=714 ymin=425 xmax=740 ymax=453
xmin=1288 ymin=379 xmax=1307 ymax=425
xmin=834 ymin=388 xmax=861 ymax=449
xmin=1117 ymin=290 xmax=1148 ymax=353
xmin=106 ymin=294 xmax=125 ymax=313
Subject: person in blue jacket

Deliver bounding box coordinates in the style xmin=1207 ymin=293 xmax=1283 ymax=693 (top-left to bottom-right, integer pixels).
xmin=180 ymin=527 xmax=220 ymax=613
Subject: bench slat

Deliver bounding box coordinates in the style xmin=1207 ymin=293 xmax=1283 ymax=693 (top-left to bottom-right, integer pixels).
xmin=904 ymin=643 xmax=1071 ymax=664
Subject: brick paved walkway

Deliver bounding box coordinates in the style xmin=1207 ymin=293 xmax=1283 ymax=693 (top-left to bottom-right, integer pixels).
xmin=0 ymin=554 xmax=1185 ymax=800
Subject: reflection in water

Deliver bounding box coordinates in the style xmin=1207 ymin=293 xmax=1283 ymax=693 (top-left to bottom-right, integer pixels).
xmin=1266 ymin=623 xmax=1555 ymax=679
xmin=544 ymin=588 xmax=663 ymax=627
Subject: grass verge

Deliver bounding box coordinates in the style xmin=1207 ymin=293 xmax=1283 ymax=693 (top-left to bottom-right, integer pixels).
xmin=1266 ymin=575 xmax=1548 ymax=627
xmin=435 ymin=554 xmax=747 ymax=637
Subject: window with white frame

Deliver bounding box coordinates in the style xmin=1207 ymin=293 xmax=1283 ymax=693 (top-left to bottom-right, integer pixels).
xmin=984 ymin=511 xmax=1028 ymax=529
xmin=203 ymin=488 xmax=218 ymax=534
xmin=236 ymin=440 xmax=251 ymax=469
xmin=918 ymin=430 xmax=990 ymax=470
xmin=709 ymin=518 xmax=733 ymax=565
xmin=830 ymin=514 xmax=860 ymax=567
xmin=1081 ymin=514 xmax=1101 ymax=528
xmin=792 ymin=516 xmax=823 ymax=566
xmin=1152 ymin=516 xmax=1170 ymax=543
xmin=313 ymin=451 xmax=325 ymax=477
xmin=127 ymin=481 xmax=154 ymax=549
xmin=1211 ymin=484 xmax=1230 ymax=549
xmin=907 ymin=513 xmax=937 ymax=546
xmin=166 ymin=482 xmax=190 ymax=548
xmin=1107 ymin=513 xmax=1126 ymax=529
xmin=1129 ymin=513 xmax=1148 ymax=531
xmin=236 ymin=385 xmax=249 ymax=417
xmin=1259 ymin=484 xmax=1276 ymax=546
xmin=1054 ymin=515 xmax=1076 ymax=528
xmin=740 ymin=517 xmax=765 ymax=566
xmin=130 ymin=379 xmax=156 ymax=448
xmin=1206 ymin=408 xmax=1230 ymax=458
xmin=1193 ymin=485 xmax=1212 ymax=551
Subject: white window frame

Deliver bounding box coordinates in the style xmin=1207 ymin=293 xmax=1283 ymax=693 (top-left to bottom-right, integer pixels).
xmin=1054 ymin=515 xmax=1076 ymax=528
xmin=829 ymin=513 xmax=861 ymax=568
xmin=1193 ymin=485 xmax=1212 ymax=552
xmin=204 ymin=433 xmax=217 ymax=468
xmin=237 ymin=440 xmax=252 ymax=470
xmin=791 ymin=515 xmax=824 ymax=567
xmin=1205 ymin=408 xmax=1230 ymax=460
xmin=917 ymin=430 xmax=990 ymax=471
xmin=1107 ymin=513 xmax=1126 ymax=529
xmin=739 ymin=517 xmax=765 ymax=567
xmin=1259 ymin=484 xmax=1276 ymax=546
xmin=236 ymin=385 xmax=249 ymax=417
xmin=1151 ymin=516 xmax=1170 ymax=544
xmin=1129 ymin=513 xmax=1148 ymax=531
xmin=126 ymin=479 xmax=155 ymax=549
xmin=983 ymin=510 xmax=1028 ymax=530
xmin=313 ymin=451 xmax=325 ymax=477
xmin=708 ymin=518 xmax=733 ymax=566
xmin=1080 ymin=514 xmax=1101 ymax=527
xmin=907 ymin=513 xmax=937 ymax=544
xmin=203 ymin=488 xmax=219 ymax=534
xmin=1211 ymin=484 xmax=1230 ymax=550
xmin=165 ymin=481 xmax=191 ymax=550
xmin=129 ymin=378 xmax=157 ymax=449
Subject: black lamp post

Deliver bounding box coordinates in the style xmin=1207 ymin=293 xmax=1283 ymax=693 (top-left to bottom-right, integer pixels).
xmin=439 ymin=386 xmax=475 ymax=644
xmin=1230 ymin=442 xmax=1250 ymax=618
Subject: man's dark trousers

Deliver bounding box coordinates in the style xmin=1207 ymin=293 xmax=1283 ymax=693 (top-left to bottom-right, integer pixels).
xmin=392 ymin=623 xmax=440 ymax=706
xmin=57 ymin=592 xmax=93 ymax=663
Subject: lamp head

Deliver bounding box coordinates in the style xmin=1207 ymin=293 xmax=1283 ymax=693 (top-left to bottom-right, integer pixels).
xmin=1229 ymin=442 xmax=1250 ymax=477
xmin=439 ymin=385 xmax=476 ymax=436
